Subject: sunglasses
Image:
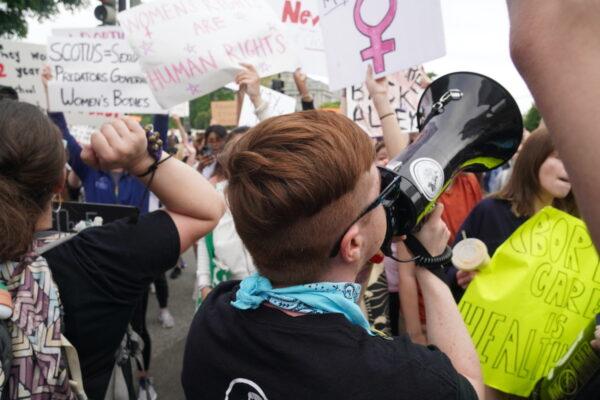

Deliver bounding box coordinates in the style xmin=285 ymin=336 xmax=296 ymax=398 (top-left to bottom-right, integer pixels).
xmin=329 ymin=166 xmax=402 ymax=258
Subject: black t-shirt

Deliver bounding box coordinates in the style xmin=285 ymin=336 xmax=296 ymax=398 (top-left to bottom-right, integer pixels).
xmin=44 ymin=210 xmax=180 ymax=400
xmin=453 ymin=198 xmax=528 ymax=256
xmin=182 ymin=281 xmax=478 ymax=400
xmin=446 ymin=198 xmax=528 ymax=300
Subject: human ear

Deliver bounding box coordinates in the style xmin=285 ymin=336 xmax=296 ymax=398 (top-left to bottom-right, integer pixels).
xmin=339 ymin=224 xmax=365 ymax=263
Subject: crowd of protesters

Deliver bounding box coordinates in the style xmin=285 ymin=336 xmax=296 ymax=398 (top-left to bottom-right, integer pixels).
xmin=1 ymin=1 xmax=600 ymax=399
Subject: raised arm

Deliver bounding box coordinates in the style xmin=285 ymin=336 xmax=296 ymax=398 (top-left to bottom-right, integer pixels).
xmin=235 ymin=63 xmax=272 ymax=122
xmin=365 ymin=66 xmax=409 ymax=158
xmin=413 ymin=204 xmax=484 ymax=399
xmin=293 ymin=68 xmax=315 ymax=111
xmin=507 ymin=0 xmax=600 ymax=247
xmin=81 ymin=118 xmax=225 ymax=252
xmin=42 ymin=66 xmax=91 ymax=181
xmin=396 ymin=243 xmax=427 ymax=345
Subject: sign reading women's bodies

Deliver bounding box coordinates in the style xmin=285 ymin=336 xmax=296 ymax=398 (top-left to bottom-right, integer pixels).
xmin=318 ymin=0 xmax=445 ymax=90
xmin=53 ymin=27 xmax=189 ymax=117
xmin=267 ymin=0 xmax=328 ymax=82
xmin=117 ymin=0 xmax=299 ymax=109
xmin=346 ymin=66 xmax=425 ymax=137
xmin=0 ymin=40 xmax=47 ymax=108
xmin=47 ymin=37 xmax=165 ymax=114
xmin=459 ymin=207 xmax=600 ymax=397
xmin=238 ymin=85 xmax=297 ymax=127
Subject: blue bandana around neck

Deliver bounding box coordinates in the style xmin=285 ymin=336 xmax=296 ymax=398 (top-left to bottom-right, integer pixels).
xmin=231 ymin=273 xmax=374 ymax=336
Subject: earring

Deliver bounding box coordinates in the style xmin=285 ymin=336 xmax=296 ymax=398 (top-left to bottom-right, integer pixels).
xmin=52 ymin=194 xmax=63 ymax=214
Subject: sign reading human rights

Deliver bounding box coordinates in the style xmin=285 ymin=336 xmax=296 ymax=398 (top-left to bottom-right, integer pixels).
xmin=0 ymin=40 xmax=47 ymax=108
xmin=459 ymin=207 xmax=600 ymax=397
xmin=47 ymin=37 xmax=165 ymax=114
xmin=346 ymin=66 xmax=425 ymax=137
xmin=118 ymin=0 xmax=299 ymax=109
xmin=318 ymin=0 xmax=445 ymax=90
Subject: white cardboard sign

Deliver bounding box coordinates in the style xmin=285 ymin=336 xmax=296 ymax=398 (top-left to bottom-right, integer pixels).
xmin=52 ymin=27 xmax=190 ymax=116
xmin=238 ymin=85 xmax=297 ymax=126
xmin=118 ymin=0 xmax=299 ymax=109
xmin=318 ymin=0 xmax=445 ymax=90
xmin=267 ymin=0 xmax=328 ymax=82
xmin=347 ymin=67 xmax=425 ymax=137
xmin=0 ymin=40 xmax=47 ymax=108
xmin=47 ymin=37 xmax=166 ymax=114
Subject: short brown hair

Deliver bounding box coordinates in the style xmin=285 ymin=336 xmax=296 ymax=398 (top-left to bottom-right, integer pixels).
xmin=226 ymin=111 xmax=374 ymax=285
xmin=495 ymin=126 xmax=577 ymax=217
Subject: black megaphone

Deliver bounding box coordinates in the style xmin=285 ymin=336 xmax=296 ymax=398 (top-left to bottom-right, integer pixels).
xmin=380 ymin=72 xmax=523 ymax=261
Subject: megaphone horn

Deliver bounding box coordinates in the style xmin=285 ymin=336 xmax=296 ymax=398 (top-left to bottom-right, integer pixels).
xmin=381 ymin=72 xmax=523 ymax=267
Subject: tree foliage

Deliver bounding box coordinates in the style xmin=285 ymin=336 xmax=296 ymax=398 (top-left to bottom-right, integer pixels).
xmin=523 ymin=104 xmax=542 ymax=132
xmin=0 ymin=0 xmax=88 ymax=38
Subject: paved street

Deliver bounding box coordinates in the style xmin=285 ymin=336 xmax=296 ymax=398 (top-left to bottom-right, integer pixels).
xmin=147 ymin=249 xmax=197 ymax=400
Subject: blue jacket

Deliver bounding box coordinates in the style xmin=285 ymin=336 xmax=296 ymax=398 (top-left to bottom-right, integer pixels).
xmin=50 ymin=113 xmax=169 ymax=214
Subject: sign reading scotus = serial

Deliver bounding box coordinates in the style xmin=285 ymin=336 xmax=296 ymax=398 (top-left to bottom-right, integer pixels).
xmin=47 ymin=37 xmax=164 ymax=114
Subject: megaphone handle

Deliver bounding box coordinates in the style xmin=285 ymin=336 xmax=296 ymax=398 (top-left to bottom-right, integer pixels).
xmin=403 ymin=234 xmax=452 ymax=281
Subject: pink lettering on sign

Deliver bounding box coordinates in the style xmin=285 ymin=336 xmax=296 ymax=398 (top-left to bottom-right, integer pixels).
xmin=147 ymin=52 xmax=218 ymax=91
xmin=282 ymin=1 xmax=320 ymax=26
xmin=223 ymin=34 xmax=286 ymax=63
xmin=353 ymin=0 xmax=397 ymax=74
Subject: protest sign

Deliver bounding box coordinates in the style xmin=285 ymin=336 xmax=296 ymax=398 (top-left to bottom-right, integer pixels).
xmin=52 ymin=26 xmax=126 ymax=40
xmin=347 ymin=66 xmax=425 ymax=137
xmin=459 ymin=207 xmax=600 ymax=396
xmin=211 ymin=101 xmax=238 ymax=126
xmin=117 ymin=0 xmax=299 ymax=109
xmin=318 ymin=0 xmax=445 ymax=90
xmin=47 ymin=37 xmax=165 ymax=114
xmin=54 ymin=27 xmax=189 ymax=117
xmin=238 ymin=86 xmax=296 ymax=126
xmin=267 ymin=0 xmax=328 ymax=82
xmin=0 ymin=40 xmax=47 ymax=108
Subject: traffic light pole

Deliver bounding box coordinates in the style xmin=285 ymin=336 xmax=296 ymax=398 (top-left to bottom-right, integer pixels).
xmin=119 ymin=0 xmax=126 ymax=11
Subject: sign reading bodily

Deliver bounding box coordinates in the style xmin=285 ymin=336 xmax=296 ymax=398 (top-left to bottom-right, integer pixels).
xmin=347 ymin=66 xmax=425 ymax=137
xmin=0 ymin=40 xmax=47 ymax=108
xmin=318 ymin=0 xmax=445 ymax=90
xmin=118 ymin=0 xmax=299 ymax=109
xmin=459 ymin=207 xmax=600 ymax=397
xmin=47 ymin=37 xmax=164 ymax=114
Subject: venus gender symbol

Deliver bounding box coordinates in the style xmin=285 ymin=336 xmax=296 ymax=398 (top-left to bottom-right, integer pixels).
xmin=353 ymin=0 xmax=398 ymax=74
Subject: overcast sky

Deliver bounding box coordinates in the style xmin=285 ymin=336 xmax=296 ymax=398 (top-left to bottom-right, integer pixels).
xmin=25 ymin=0 xmax=534 ymax=113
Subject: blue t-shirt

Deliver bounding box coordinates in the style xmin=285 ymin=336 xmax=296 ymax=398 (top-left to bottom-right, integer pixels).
xmin=49 ymin=113 xmax=170 ymax=214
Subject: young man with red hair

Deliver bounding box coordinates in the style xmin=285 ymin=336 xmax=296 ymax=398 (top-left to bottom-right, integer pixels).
xmin=182 ymin=110 xmax=483 ymax=399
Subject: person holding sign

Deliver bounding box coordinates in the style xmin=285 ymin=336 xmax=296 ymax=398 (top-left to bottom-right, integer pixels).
xmin=0 ymin=99 xmax=223 ymax=398
xmin=183 ymin=111 xmax=483 ymax=399
xmin=448 ymin=127 xmax=577 ymax=298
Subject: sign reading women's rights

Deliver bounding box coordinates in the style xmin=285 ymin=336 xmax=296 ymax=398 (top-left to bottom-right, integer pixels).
xmin=459 ymin=207 xmax=600 ymax=397
xmin=118 ymin=0 xmax=299 ymax=109
xmin=346 ymin=66 xmax=425 ymax=137
xmin=267 ymin=0 xmax=328 ymax=82
xmin=47 ymin=37 xmax=165 ymax=114
xmin=0 ymin=40 xmax=47 ymax=108
xmin=318 ymin=0 xmax=445 ymax=90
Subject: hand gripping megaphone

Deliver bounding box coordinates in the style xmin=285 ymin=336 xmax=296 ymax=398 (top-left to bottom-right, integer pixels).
xmin=380 ymin=72 xmax=523 ymax=265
